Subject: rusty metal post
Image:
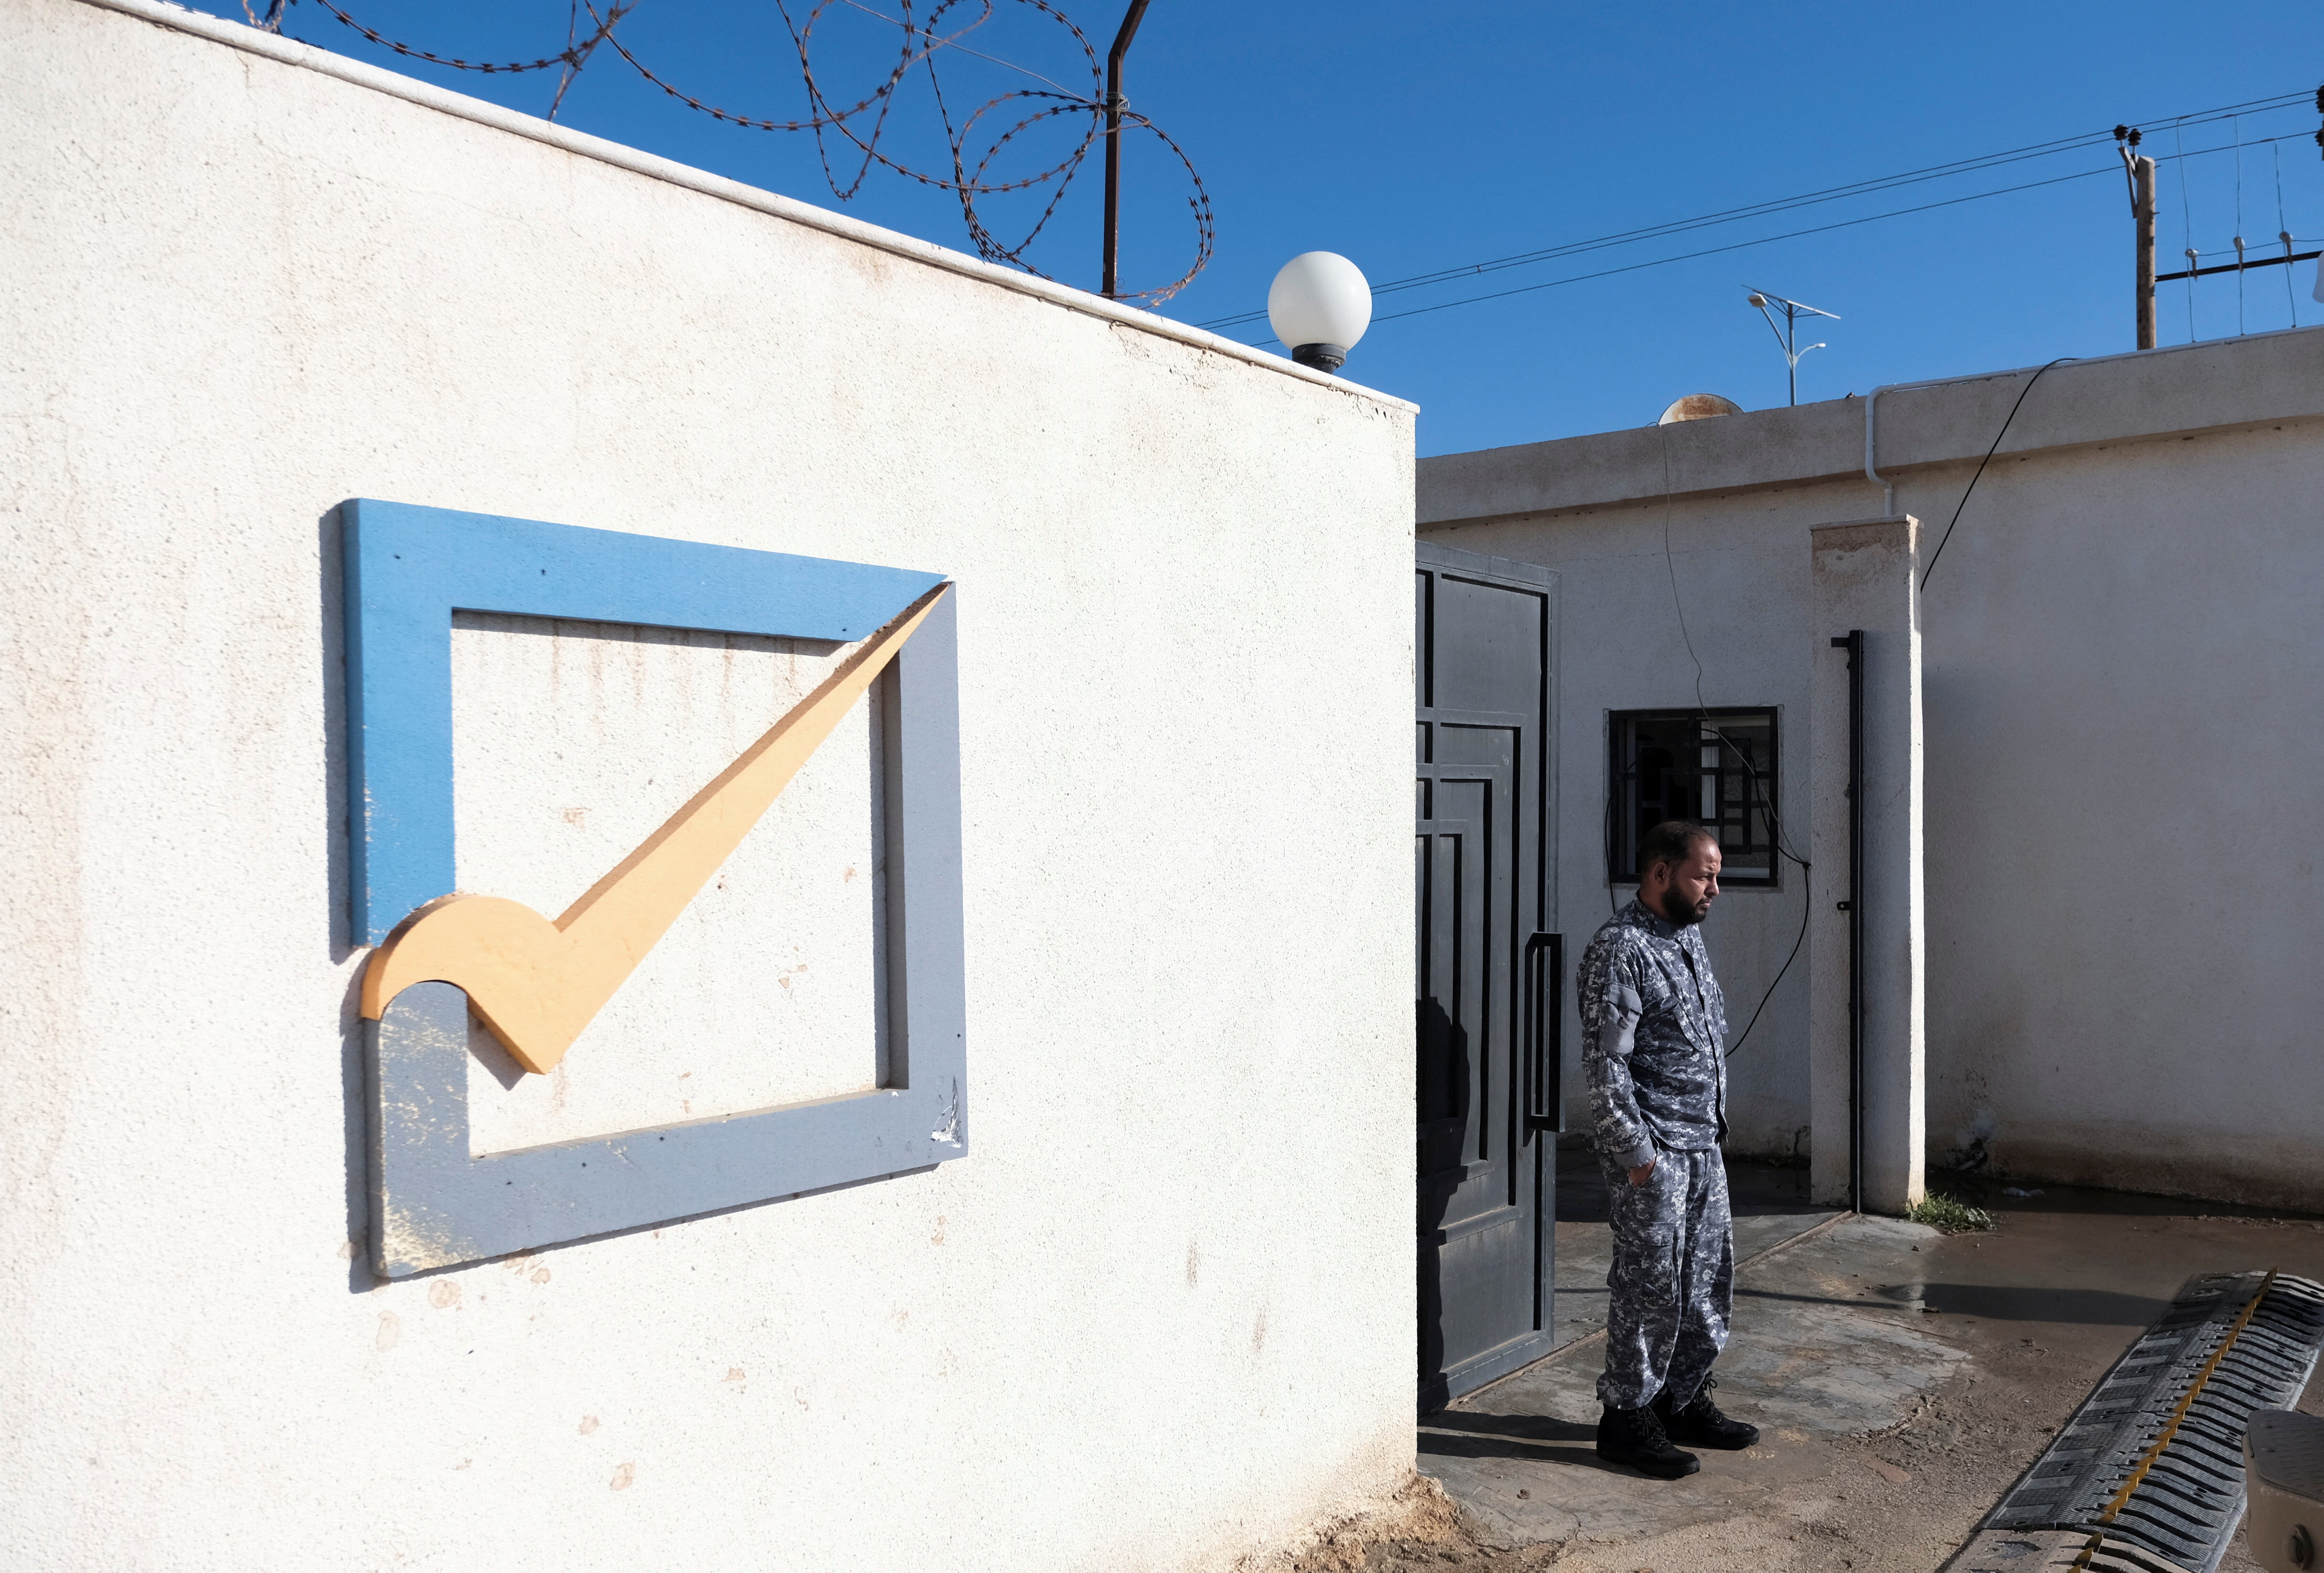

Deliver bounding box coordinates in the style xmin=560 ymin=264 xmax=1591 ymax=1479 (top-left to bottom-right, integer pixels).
xmin=1100 ymin=0 xmax=1153 ymax=300
xmin=2135 ymin=155 xmax=2158 ymax=350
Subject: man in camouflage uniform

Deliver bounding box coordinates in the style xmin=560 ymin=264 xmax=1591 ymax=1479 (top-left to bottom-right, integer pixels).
xmin=1578 ymin=820 xmax=1760 ymax=1479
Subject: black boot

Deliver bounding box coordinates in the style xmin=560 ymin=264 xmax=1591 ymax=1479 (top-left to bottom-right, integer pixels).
xmin=1596 ymin=1402 xmax=1700 ymax=1479
xmin=1654 ymin=1377 xmax=1759 ymax=1450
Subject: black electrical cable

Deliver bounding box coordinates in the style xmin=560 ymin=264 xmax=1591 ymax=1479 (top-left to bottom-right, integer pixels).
xmin=1919 ymin=357 xmax=2074 ymax=592
xmin=1648 ymin=426 xmax=1808 ymax=1060
xmin=1727 ymin=874 xmax=1811 ymax=1060
xmin=1714 ymin=360 xmax=2076 ymax=1048
xmin=1603 ymin=777 xmax=1620 ymax=919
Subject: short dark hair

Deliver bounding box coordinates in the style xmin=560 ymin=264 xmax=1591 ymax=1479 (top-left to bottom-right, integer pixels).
xmin=1638 ymin=821 xmax=1715 ymax=878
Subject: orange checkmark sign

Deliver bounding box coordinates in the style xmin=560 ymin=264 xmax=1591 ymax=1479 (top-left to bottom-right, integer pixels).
xmin=358 ymin=583 xmax=950 ymax=1074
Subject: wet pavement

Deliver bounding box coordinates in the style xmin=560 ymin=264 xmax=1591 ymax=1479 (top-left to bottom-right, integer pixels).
xmin=1400 ymin=1160 xmax=2324 ymax=1573
xmin=1548 ymin=1147 xmax=1835 ymax=1353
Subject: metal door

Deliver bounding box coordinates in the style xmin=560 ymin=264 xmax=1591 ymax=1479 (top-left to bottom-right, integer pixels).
xmin=1416 ymin=543 xmax=1558 ymax=1411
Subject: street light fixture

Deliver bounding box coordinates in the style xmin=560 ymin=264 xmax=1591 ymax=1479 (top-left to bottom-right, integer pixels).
xmin=1268 ymin=253 xmax=1372 ymax=373
xmin=1744 ymin=287 xmax=1839 ymax=406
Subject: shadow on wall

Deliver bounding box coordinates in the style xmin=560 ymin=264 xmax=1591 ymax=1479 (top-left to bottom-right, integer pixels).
xmin=318 ymin=509 xmax=375 ymax=1294
xmin=1417 ymin=996 xmax=1471 ymax=1407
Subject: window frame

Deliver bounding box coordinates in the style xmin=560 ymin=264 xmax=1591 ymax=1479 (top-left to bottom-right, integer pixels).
xmin=1606 ymin=706 xmax=1783 ymax=890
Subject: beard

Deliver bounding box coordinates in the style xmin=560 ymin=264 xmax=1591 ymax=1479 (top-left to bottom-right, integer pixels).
xmin=1664 ymin=889 xmax=1713 ymax=926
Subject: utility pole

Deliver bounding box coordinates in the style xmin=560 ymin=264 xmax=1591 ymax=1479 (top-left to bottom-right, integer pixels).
xmin=2133 ymin=157 xmax=2157 ymax=349
xmin=2128 ymin=91 xmax=2324 ymax=343
xmin=1100 ymin=0 xmax=1152 ymax=300
xmin=2118 ymin=127 xmax=2156 ymax=349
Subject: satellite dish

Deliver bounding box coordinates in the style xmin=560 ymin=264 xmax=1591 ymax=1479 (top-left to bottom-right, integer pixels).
xmin=1658 ymin=394 xmax=1743 ymax=425
xmin=2312 ymin=254 xmax=2323 ymax=305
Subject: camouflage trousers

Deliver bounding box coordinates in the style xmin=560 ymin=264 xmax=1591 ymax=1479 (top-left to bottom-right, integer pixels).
xmin=1595 ymin=1145 xmax=1735 ymax=1412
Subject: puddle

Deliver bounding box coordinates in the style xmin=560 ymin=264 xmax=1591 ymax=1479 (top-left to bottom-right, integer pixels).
xmin=1867 ymin=1282 xmax=2171 ymax=1325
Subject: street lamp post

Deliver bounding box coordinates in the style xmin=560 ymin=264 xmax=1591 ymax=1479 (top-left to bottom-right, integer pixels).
xmin=1745 ymin=288 xmax=1840 ymax=406
xmin=1267 ymin=253 xmax=1373 ymax=374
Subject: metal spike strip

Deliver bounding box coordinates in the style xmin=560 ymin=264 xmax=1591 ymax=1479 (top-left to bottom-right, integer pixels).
xmin=1971 ymin=1270 xmax=2324 ymax=1573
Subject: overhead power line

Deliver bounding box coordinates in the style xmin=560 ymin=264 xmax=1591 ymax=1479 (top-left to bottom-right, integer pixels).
xmin=1335 ymin=131 xmax=2314 ymax=335
xmin=1193 ymin=87 xmax=2316 ymax=334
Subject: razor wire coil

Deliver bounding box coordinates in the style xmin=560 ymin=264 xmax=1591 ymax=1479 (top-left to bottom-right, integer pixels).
xmin=245 ymin=0 xmax=1213 ymax=303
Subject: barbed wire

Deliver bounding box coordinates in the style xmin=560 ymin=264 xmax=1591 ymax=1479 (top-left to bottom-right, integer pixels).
xmin=246 ymin=0 xmax=1212 ymax=303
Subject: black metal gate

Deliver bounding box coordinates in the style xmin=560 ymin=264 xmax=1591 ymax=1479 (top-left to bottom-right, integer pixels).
xmin=1416 ymin=543 xmax=1559 ymax=1411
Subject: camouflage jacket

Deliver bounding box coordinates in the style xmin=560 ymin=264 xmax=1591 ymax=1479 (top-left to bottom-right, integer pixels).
xmin=1577 ymin=898 xmax=1729 ymax=1169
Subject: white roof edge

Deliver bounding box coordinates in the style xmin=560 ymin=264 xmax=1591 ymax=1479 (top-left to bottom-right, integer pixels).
xmin=81 ymin=0 xmax=1419 ymax=416
xmin=1856 ymin=318 xmax=2324 ymax=396
xmin=1436 ymin=319 xmax=2324 ymax=473
xmin=1417 ymin=323 xmax=2324 ymax=524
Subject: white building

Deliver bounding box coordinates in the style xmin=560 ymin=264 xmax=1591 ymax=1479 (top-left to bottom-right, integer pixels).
xmin=1421 ymin=327 xmax=2324 ymax=1214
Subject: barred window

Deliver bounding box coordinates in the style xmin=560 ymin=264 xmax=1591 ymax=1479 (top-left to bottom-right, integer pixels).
xmin=1608 ymin=709 xmax=1779 ymax=887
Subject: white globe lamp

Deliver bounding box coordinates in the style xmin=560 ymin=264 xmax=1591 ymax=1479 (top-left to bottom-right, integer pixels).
xmin=1267 ymin=252 xmax=1372 ymax=374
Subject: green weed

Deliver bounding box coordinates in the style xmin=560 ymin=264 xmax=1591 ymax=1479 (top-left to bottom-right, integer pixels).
xmin=1906 ymin=1191 xmax=1994 ymax=1233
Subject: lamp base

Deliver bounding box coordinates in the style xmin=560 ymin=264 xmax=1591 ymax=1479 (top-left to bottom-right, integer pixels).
xmin=1290 ymin=342 xmax=1347 ymax=373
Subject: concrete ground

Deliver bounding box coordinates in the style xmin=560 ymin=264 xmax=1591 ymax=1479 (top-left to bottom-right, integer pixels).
xmin=1544 ymin=1150 xmax=1837 ymax=1354
xmin=1357 ymin=1159 xmax=2324 ymax=1573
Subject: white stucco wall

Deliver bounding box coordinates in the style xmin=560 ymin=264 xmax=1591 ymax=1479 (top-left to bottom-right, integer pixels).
xmin=1420 ymin=331 xmax=2324 ymax=1210
xmin=449 ymin=619 xmax=890 ymax=1150
xmin=1914 ymin=418 xmax=2324 ymax=1209
xmin=1409 ymin=477 xmax=1819 ymax=1160
xmin=0 ymin=3 xmax=1419 ymax=1568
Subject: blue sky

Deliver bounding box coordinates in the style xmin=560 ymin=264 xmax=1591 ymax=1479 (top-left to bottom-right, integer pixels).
xmin=184 ymin=1 xmax=2324 ymax=454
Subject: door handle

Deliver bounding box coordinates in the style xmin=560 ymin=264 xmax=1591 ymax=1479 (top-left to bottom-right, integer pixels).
xmin=1524 ymin=931 xmax=1563 ymax=1134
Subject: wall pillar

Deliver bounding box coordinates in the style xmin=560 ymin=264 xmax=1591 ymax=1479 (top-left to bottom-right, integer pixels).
xmin=1808 ymin=516 xmax=1926 ymax=1213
